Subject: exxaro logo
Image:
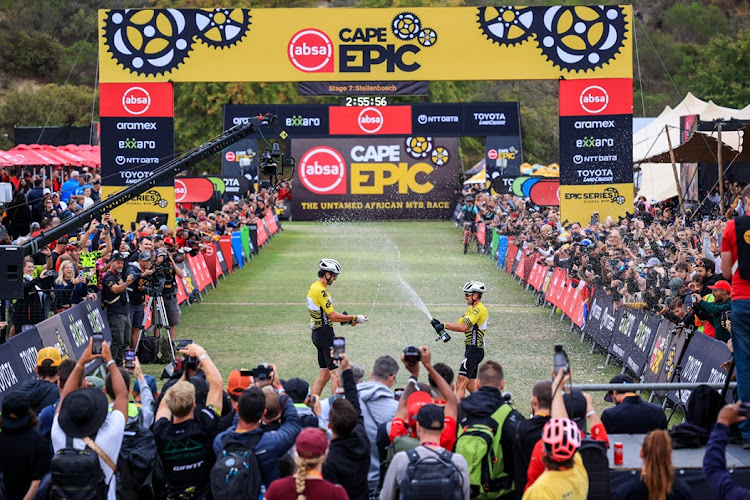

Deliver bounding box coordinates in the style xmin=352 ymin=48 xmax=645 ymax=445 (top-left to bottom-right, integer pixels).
xmin=288 ymin=29 xmax=334 ymax=73
xmin=118 ymin=138 xmax=156 ymax=149
xmin=285 ymin=115 xmax=321 ymax=127
xmin=299 ymin=146 xmax=347 ymax=195
xmin=122 ymin=87 xmax=151 ymax=115
xmin=576 ymin=136 xmax=614 ymax=148
xmin=579 ymin=85 xmax=609 ymax=114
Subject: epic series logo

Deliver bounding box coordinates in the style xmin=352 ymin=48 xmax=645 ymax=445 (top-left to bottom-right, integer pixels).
xmin=287 ymin=12 xmax=437 ymax=73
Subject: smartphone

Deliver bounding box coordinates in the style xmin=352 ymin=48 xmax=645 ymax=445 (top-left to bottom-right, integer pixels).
xmin=554 ymin=344 xmax=570 ymax=375
xmin=394 ymin=388 xmax=405 ymax=401
xmin=124 ymin=349 xmax=135 ymax=370
xmin=332 ymin=337 xmax=345 ymax=359
xmin=92 ymin=334 xmax=103 ymax=355
xmin=703 ymin=216 xmax=710 ymax=224
xmin=130 ymin=222 xmax=136 ymax=232
xmin=739 ymin=401 xmax=750 ymax=417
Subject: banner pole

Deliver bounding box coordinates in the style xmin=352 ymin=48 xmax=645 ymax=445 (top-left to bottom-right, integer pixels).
xmin=665 ymin=125 xmax=684 ymax=214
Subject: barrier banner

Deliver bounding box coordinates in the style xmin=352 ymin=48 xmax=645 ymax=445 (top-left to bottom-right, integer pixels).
xmin=491 ymin=229 xmax=499 ymax=258
xmin=298 ymin=81 xmax=429 ymax=96
xmin=219 ymin=236 xmax=234 ymax=274
xmin=291 ymin=137 xmax=458 ymax=221
xmin=215 ymin=242 xmax=229 ymax=276
xmin=62 ymin=298 xmax=111 ymax=366
xmin=511 ymin=246 xmax=523 ymax=276
xmin=0 ymin=329 xmax=44 ymax=403
xmin=584 ymin=286 xmax=618 ymax=349
xmin=99 ymin=7 xmax=632 ymax=83
xmin=264 ymin=212 xmax=279 ymax=235
xmin=496 ymin=236 xmax=508 ymax=269
xmin=608 ymin=307 xmax=660 ymax=376
xmin=643 ymin=319 xmax=677 ymax=384
xmin=505 ymin=243 xmax=518 ymax=275
xmin=176 ymin=261 xmax=198 ymax=296
xmin=175 ymin=177 xmax=216 ymax=204
xmin=186 ymin=254 xmax=212 ymax=292
xmin=176 ymin=275 xmax=188 ymax=305
xmin=668 ymin=333 xmax=731 ymax=405
xmin=241 ymin=226 xmax=254 ymax=256
xmin=255 ymin=221 xmax=268 ymax=247
xmin=231 ymin=232 xmax=246 ymax=267
xmin=202 ymin=246 xmax=218 ymax=285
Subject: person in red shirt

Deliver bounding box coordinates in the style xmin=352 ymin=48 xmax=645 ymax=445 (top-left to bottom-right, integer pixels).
xmin=264 ymin=427 xmax=349 ymax=500
xmin=388 ymin=346 xmax=458 ymax=451
xmin=721 ymin=186 xmax=750 ymax=445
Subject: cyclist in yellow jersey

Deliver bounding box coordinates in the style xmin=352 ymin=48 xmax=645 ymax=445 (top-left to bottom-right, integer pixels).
xmin=430 ymin=281 xmax=487 ymax=400
xmin=308 ymin=258 xmax=368 ymax=396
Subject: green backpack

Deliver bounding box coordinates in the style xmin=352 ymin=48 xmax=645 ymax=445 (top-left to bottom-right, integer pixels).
xmin=455 ymin=404 xmax=514 ymax=499
xmin=384 ymin=434 xmax=420 ymax=473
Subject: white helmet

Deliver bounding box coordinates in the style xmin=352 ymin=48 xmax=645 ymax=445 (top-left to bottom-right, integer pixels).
xmin=319 ymin=258 xmax=341 ymax=274
xmin=463 ymin=281 xmax=486 ymax=294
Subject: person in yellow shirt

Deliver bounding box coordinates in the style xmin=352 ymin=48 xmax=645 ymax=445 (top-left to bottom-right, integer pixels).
xmin=308 ymin=258 xmax=368 ymax=396
xmin=430 ymin=281 xmax=488 ymax=399
xmin=522 ymin=418 xmax=588 ymax=500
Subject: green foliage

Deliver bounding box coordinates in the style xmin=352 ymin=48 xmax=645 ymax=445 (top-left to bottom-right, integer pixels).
xmin=0 ymin=84 xmax=95 ymax=142
xmin=662 ymin=2 xmax=730 ymax=44
xmin=0 ymin=32 xmax=63 ymax=78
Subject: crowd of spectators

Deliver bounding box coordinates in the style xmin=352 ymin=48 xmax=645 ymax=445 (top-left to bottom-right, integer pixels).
xmin=461 ymin=184 xmax=744 ymax=344
xmin=0 ymin=166 xmax=284 ymax=340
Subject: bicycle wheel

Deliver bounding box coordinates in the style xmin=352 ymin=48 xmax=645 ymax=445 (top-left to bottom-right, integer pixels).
xmin=463 ymin=233 xmax=469 ymax=254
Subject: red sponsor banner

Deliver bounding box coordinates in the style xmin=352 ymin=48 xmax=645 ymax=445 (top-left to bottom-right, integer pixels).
xmin=175 ymin=177 xmax=215 ymax=203
xmin=176 ymin=278 xmax=188 ymax=305
xmin=505 ymin=244 xmax=519 ymax=276
xmin=559 ymin=78 xmax=633 ymax=117
xmin=329 ymin=105 xmax=412 ymax=135
xmin=202 ymin=247 xmax=217 ymax=285
xmin=287 ymin=29 xmax=335 ymax=73
xmin=477 ymin=223 xmax=486 ymax=246
xmin=219 ymin=236 xmax=234 ymax=274
xmin=264 ymin=212 xmax=279 ymax=235
xmin=99 ymin=83 xmax=174 ymax=117
xmin=529 ymin=179 xmax=560 ymax=206
xmin=257 ymin=220 xmax=269 ymax=246
xmin=187 ymin=253 xmax=212 ymax=292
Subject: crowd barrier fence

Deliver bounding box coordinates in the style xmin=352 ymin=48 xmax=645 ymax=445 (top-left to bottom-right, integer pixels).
xmin=0 ymin=213 xmax=282 ymax=404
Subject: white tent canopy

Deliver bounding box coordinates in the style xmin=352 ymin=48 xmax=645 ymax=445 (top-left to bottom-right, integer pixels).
xmin=635 ymin=93 xmax=747 ymax=203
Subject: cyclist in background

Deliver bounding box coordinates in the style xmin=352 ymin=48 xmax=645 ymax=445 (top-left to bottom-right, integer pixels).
xmin=460 ymin=196 xmax=480 ymax=253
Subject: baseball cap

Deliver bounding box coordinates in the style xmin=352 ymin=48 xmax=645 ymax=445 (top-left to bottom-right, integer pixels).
xmin=295 ymin=427 xmax=328 ymax=459
xmin=416 ymin=404 xmax=445 ymax=431
xmin=139 ymin=251 xmax=152 ymax=261
xmin=406 ymin=391 xmax=433 ymax=423
xmin=133 ymin=375 xmax=158 ymax=395
xmin=43 ymin=188 xmax=51 ymax=195
xmin=709 ymin=280 xmax=732 ymax=294
xmin=645 ymin=257 xmax=661 ymax=268
xmin=1 ymin=392 xmax=30 ymax=429
xmin=668 ymin=278 xmax=684 ymax=296
xmin=604 ymin=374 xmax=634 ymax=402
xmin=110 ymin=250 xmax=126 ymax=261
xmin=164 ymin=237 xmax=175 ymax=246
xmin=227 ymin=369 xmax=252 ymax=397
xmin=37 ymin=347 xmax=62 ymax=367
xmin=283 ymin=378 xmax=310 ymax=403
xmin=155 ymin=247 xmax=169 ymax=257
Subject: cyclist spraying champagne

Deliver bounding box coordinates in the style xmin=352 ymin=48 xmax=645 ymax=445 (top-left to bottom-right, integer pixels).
xmin=307 ymin=258 xmax=368 ymax=395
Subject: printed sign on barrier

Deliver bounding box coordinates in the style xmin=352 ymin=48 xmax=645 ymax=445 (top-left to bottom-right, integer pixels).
xmin=219 ymin=236 xmax=235 ymax=274
xmin=0 ymin=328 xmax=45 ymax=403
xmin=643 ymin=319 xmax=677 ymax=384
xmin=608 ymin=307 xmax=660 ymax=377
xmin=231 ymin=232 xmax=246 ymax=267
xmin=667 ymin=332 xmax=731 ymax=405
xmin=583 ymin=286 xmax=619 ymax=349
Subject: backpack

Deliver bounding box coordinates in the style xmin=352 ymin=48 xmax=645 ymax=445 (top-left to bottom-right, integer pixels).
xmin=136 ymin=335 xmax=157 ymax=364
xmin=384 ymin=434 xmax=420 ymax=473
xmin=210 ymin=432 xmax=264 ymax=500
xmin=455 ymin=403 xmax=514 ymax=499
xmin=117 ymin=413 xmax=159 ymax=500
xmin=398 ymin=447 xmax=463 ymax=500
xmin=576 ymin=439 xmax=610 ymax=500
xmin=49 ymin=435 xmax=109 ymax=500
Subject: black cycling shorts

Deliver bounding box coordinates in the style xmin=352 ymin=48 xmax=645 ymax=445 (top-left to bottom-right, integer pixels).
xmin=311 ymin=325 xmax=336 ymax=370
xmin=459 ymin=345 xmax=485 ymax=379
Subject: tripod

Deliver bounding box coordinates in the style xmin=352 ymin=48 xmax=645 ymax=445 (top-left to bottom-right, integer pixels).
xmin=667 ymin=365 xmax=688 ymax=424
xmin=135 ymin=294 xmax=176 ymax=362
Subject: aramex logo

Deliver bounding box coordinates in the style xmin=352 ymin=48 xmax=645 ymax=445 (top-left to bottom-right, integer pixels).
xmin=358 ymin=107 xmax=384 ymax=134
xmin=299 ymin=146 xmax=347 ymax=195
xmin=579 ymin=85 xmax=609 ymax=114
xmin=122 ymin=87 xmax=151 ymax=115
xmin=288 ymin=29 xmax=334 ymax=73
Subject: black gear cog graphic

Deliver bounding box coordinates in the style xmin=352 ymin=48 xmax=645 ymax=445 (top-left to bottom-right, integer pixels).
xmin=535 ymin=5 xmax=627 ymax=72
xmin=103 ymin=9 xmax=196 ymax=77
xmin=476 ymin=6 xmax=534 ymax=46
xmin=194 ymin=8 xmax=251 ymax=49
xmin=392 ymin=12 xmax=421 ymax=41
xmin=417 ymin=28 xmax=437 ymax=47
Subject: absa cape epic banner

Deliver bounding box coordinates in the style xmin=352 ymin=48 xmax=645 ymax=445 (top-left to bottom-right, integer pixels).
xmin=292 ymin=137 xmax=458 ymax=220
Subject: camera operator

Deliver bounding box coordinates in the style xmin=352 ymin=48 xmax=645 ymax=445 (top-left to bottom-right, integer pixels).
xmin=126 ymin=251 xmax=154 ymax=350
xmin=692 ymin=280 xmax=732 ymax=342
xmin=102 ymin=251 xmax=133 ymax=366
xmin=152 ymin=247 xmax=183 ymax=342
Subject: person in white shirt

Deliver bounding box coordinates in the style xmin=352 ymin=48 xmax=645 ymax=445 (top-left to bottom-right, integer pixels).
xmin=51 ymin=338 xmax=128 ymax=500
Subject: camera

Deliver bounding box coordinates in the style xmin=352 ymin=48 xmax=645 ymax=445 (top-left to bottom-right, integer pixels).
xmin=252 ymin=363 xmax=273 ymax=381
xmin=182 ymin=355 xmax=199 ymax=371
xmin=554 ymin=344 xmax=570 ymax=375
xmin=403 ymin=345 xmax=421 ymax=364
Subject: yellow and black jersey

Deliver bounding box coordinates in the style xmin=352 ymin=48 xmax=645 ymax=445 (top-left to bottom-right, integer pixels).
xmin=459 ymin=302 xmax=488 ymax=348
xmin=307 ymin=280 xmax=334 ymax=330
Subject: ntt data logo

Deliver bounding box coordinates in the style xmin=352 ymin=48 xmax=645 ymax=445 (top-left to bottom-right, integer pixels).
xmin=288 ymin=29 xmax=334 ymax=73
xmin=122 ymin=87 xmax=151 ymax=115
xmin=299 ymin=146 xmax=347 ymax=195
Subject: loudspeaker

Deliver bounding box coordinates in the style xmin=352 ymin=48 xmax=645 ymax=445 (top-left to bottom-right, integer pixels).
xmin=0 ymin=246 xmax=25 ymax=299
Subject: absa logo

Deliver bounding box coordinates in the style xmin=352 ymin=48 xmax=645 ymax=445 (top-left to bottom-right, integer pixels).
xmin=487 ymin=149 xmax=498 ymax=161
xmin=299 ymin=146 xmax=347 ymax=195
xmin=358 ymin=107 xmax=384 ymax=134
xmin=579 ymin=85 xmax=609 ymax=114
xmin=122 ymin=86 xmax=151 ymax=115
xmin=288 ymin=29 xmax=334 ymax=73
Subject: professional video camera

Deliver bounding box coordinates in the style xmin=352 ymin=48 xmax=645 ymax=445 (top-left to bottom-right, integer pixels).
xmin=252 ymin=363 xmax=273 ymax=381
xmin=259 ymin=142 xmax=296 ymax=189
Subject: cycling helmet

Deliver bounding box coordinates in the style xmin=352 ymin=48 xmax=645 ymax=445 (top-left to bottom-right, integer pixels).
xmin=319 ymin=258 xmax=341 ymax=275
xmin=542 ymin=418 xmax=581 ymax=462
xmin=463 ymin=281 xmax=486 ymax=294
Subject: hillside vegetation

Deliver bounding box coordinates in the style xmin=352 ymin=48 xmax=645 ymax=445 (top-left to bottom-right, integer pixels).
xmin=0 ymin=0 xmax=747 ymax=171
